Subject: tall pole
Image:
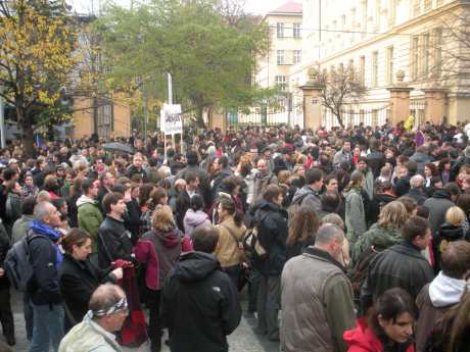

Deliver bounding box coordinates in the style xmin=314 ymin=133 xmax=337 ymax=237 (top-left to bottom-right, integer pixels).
xmin=0 ymin=84 xmax=5 ymax=149
xmin=167 ymin=73 xmax=173 ymax=105
xmin=143 ymin=80 xmax=148 ymax=145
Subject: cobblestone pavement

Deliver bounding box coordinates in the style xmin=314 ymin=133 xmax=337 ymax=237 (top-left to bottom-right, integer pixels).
xmin=6 ymin=289 xmax=280 ymax=352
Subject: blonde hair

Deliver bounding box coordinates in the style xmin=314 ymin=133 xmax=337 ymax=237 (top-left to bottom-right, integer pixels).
xmin=445 ymin=206 xmax=466 ymax=226
xmin=378 ymin=201 xmax=409 ymax=229
xmin=277 ymin=170 xmax=291 ymax=185
xmin=152 ymin=205 xmax=176 ymax=232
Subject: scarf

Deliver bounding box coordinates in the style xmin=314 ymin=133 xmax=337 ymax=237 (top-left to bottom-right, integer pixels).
xmin=30 ymin=220 xmax=63 ymax=270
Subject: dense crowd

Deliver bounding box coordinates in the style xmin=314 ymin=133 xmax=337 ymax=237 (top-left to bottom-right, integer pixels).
xmin=0 ymin=119 xmax=469 ymax=352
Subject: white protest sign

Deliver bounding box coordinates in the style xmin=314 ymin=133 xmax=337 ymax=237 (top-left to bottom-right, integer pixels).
xmin=161 ymin=103 xmax=183 ymax=135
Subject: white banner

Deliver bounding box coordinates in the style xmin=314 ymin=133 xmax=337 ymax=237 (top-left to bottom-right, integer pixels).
xmin=161 ymin=103 xmax=183 ymax=135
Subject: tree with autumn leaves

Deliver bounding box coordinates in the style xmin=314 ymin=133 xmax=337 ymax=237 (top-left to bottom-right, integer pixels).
xmin=0 ymin=0 xmax=75 ymax=155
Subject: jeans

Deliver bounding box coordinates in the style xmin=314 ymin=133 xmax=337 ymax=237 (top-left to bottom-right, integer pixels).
xmin=224 ymin=264 xmax=241 ymax=291
xmin=256 ymin=274 xmax=280 ymax=340
xmin=146 ymin=289 xmax=162 ymax=352
xmin=29 ymin=303 xmax=64 ymax=352
xmin=0 ymin=288 xmax=14 ymax=340
xmin=23 ymin=292 xmax=33 ymax=341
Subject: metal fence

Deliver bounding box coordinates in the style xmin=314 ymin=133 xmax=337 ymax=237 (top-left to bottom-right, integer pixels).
xmin=322 ymin=105 xmax=390 ymax=129
xmin=410 ymin=99 xmax=426 ymax=126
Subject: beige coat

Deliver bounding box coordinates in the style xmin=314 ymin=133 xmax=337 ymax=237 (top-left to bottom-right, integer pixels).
xmin=214 ymin=217 xmax=246 ymax=268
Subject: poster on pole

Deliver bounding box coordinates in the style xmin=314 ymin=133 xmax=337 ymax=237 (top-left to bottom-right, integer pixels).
xmin=161 ymin=103 xmax=183 ymax=135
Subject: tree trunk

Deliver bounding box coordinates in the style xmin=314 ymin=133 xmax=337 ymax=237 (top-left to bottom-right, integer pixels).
xmin=335 ymin=112 xmax=345 ymax=129
xmin=196 ymin=106 xmax=206 ymax=128
xmin=19 ymin=110 xmax=35 ymax=157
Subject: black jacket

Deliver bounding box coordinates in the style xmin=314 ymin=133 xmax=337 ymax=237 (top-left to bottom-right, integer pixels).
xmin=0 ymin=221 xmax=10 ymax=289
xmin=59 ymin=254 xmax=116 ymax=327
xmin=253 ymin=200 xmax=288 ymax=276
xmin=404 ymin=188 xmax=428 ymax=206
xmin=175 ymin=191 xmax=191 ymax=232
xmin=97 ymin=216 xmax=134 ymax=269
xmin=361 ymin=241 xmax=434 ymax=311
xmin=28 ymin=232 xmax=62 ymax=305
xmin=162 ymin=252 xmax=241 ymax=352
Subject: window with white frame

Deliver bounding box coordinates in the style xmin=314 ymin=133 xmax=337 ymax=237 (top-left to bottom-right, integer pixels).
xmin=277 ymin=50 xmax=285 ymax=65
xmin=275 ymin=75 xmax=287 ymax=91
xmin=386 ymin=46 xmax=394 ymax=84
xmin=293 ymin=50 xmax=301 ymax=64
xmin=372 ymin=51 xmax=378 ymax=87
xmin=277 ymin=22 xmax=284 ymax=38
xmin=293 ymin=23 xmax=301 ymax=38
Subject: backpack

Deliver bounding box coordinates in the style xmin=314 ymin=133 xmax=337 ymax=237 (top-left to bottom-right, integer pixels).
xmin=242 ymin=212 xmax=269 ymax=259
xmin=4 ymin=234 xmax=39 ymax=292
xmin=347 ymin=245 xmax=380 ymax=302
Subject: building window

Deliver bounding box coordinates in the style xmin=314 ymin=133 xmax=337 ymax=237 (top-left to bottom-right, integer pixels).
xmin=413 ymin=0 xmax=421 ymax=16
xmin=275 ymin=75 xmax=287 ymax=91
xmin=372 ymin=51 xmax=378 ymax=87
xmin=359 ymin=55 xmax=366 ymax=85
xmin=386 ymin=46 xmax=394 ymax=84
xmin=293 ymin=50 xmax=301 ymax=64
xmin=421 ymin=32 xmax=430 ymax=77
xmin=293 ymin=23 xmax=301 ymax=38
xmin=388 ymin=0 xmax=396 ymax=25
xmin=411 ymin=35 xmax=419 ymax=80
xmin=433 ymin=28 xmax=442 ymax=77
xmin=424 ymin=0 xmax=432 ymax=11
xmin=277 ymin=22 xmax=284 ymax=38
xmin=277 ymin=50 xmax=285 ymax=65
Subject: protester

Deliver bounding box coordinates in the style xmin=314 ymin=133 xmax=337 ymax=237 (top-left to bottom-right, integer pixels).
xmin=415 ymin=240 xmax=470 ymax=352
xmin=97 ymin=192 xmax=134 ymax=269
xmin=28 ymin=201 xmax=65 ymax=352
xmin=161 ymin=225 xmax=241 ymax=352
xmin=344 ymin=288 xmax=416 ymax=352
xmin=59 ymin=228 xmax=123 ymax=330
xmin=281 ymin=224 xmax=355 ymax=352
xmin=361 ymin=216 xmax=434 ymax=312
xmin=286 ymin=205 xmax=320 ymax=259
xmin=58 ymin=283 xmax=128 ymax=352
xmin=77 ymin=179 xmax=103 ymax=252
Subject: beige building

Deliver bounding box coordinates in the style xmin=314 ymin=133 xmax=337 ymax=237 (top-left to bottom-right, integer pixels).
xmin=284 ymin=0 xmax=470 ymax=129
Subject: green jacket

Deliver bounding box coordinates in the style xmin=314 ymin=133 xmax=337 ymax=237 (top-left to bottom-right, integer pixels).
xmin=77 ymin=195 xmax=103 ymax=252
xmin=352 ymin=223 xmax=402 ymax=264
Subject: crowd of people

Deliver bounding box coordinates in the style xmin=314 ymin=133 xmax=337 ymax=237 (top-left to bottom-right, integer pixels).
xmin=0 ymin=119 xmax=469 ymax=352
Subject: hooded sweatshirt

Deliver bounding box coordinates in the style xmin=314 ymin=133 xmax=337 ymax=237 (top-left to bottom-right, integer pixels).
xmin=183 ymin=209 xmax=211 ymax=236
xmin=162 ymin=251 xmax=241 ymax=352
xmin=429 ymin=271 xmax=467 ymax=308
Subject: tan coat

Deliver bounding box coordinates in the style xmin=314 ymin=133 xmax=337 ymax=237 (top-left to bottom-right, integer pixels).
xmin=214 ymin=217 xmax=246 ymax=268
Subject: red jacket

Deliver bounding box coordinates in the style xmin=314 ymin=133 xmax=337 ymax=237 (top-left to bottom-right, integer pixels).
xmin=343 ymin=319 xmax=415 ymax=352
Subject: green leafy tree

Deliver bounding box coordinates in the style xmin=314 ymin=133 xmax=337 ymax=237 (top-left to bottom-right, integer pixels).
xmin=97 ymin=0 xmax=270 ymax=127
xmin=0 ymin=0 xmax=75 ymax=154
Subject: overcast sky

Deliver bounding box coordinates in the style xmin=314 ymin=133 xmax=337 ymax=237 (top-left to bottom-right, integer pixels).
xmin=68 ymin=0 xmax=288 ymax=16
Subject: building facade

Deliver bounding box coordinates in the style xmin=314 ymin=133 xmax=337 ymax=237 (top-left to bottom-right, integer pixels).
xmin=288 ymin=0 xmax=470 ymax=129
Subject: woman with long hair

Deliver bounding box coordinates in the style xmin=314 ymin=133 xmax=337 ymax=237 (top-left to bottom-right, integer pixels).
xmin=59 ymin=228 xmax=123 ymax=331
xmin=352 ymin=201 xmax=408 ymax=264
xmin=134 ymin=205 xmax=191 ymax=352
xmin=214 ymin=197 xmax=246 ymax=288
xmin=344 ymin=287 xmax=416 ymax=351
xmin=345 ymin=171 xmax=367 ymax=245
xmin=286 ymin=205 xmax=320 ymax=259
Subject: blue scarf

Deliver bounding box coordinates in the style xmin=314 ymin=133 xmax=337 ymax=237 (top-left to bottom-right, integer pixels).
xmin=30 ymin=220 xmax=63 ymax=270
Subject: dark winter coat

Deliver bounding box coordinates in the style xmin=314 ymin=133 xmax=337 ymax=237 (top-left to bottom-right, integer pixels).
xmin=423 ymin=191 xmax=455 ymax=236
xmin=361 ymin=241 xmax=434 ymax=311
xmin=59 ymin=253 xmax=117 ymax=327
xmin=404 ymin=188 xmax=428 ymax=206
xmin=97 ymin=216 xmax=134 ymax=269
xmin=253 ymin=200 xmax=288 ymax=276
xmin=162 ymin=251 xmax=241 ymax=352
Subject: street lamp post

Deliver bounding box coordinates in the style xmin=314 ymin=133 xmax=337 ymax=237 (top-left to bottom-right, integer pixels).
xmin=0 ymin=84 xmax=5 ymax=149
